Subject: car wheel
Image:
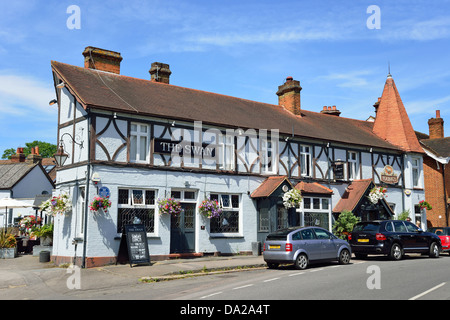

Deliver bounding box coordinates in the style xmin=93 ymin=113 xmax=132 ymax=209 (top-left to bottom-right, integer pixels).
xmin=389 ymin=243 xmax=403 ymax=260
xmin=338 ymin=249 xmax=351 ymax=265
xmin=267 ymin=263 xmax=279 ymax=269
xmin=429 ymin=242 xmax=440 ymax=258
xmin=294 ymin=254 xmax=308 ymax=270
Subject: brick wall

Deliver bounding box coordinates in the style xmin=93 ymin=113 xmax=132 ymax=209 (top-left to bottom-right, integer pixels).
xmin=423 ymin=156 xmax=449 ymax=227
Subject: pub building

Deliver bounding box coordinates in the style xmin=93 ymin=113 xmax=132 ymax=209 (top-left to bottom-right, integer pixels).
xmin=50 ymin=46 xmax=426 ymax=267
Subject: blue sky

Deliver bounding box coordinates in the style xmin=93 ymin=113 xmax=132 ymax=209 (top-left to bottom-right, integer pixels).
xmin=1 ymin=0 xmax=450 ymax=156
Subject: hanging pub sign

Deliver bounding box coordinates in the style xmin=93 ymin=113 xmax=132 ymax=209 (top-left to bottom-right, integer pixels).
xmin=154 ymin=138 xmax=216 ymax=159
xmin=332 ymin=161 xmax=345 ymax=180
xmin=380 ymin=165 xmax=399 ymax=184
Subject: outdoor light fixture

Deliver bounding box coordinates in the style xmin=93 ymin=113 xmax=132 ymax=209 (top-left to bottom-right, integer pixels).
xmin=53 ymin=132 xmax=84 ymax=167
xmin=56 ymin=82 xmax=65 ymax=89
xmin=49 ymin=99 xmax=57 ymax=106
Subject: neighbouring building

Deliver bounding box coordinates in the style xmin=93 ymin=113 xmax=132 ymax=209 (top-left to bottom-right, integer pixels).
xmin=50 ymin=47 xmax=427 ymax=267
xmin=419 ymin=110 xmax=450 ymax=227
xmin=0 ymin=147 xmax=55 ymax=227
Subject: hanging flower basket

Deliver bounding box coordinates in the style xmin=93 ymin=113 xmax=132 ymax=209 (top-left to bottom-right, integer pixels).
xmin=40 ymin=193 xmax=71 ymax=216
xmin=89 ymin=196 xmax=112 ymax=213
xmin=282 ymin=188 xmax=302 ymax=209
xmin=199 ymin=198 xmax=222 ymax=219
xmin=157 ymin=198 xmax=182 ymax=215
xmin=368 ymin=186 xmax=387 ymax=204
xmin=419 ymin=200 xmax=432 ymax=210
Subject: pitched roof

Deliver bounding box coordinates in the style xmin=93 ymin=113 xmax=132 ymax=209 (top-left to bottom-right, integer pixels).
xmin=295 ymin=181 xmax=333 ymax=195
xmin=0 ymin=163 xmax=39 ymax=189
xmin=420 ymin=137 xmax=450 ymax=158
xmin=373 ymin=75 xmax=424 ymax=153
xmin=51 ymin=61 xmax=402 ymax=152
xmin=332 ymin=179 xmax=373 ymax=213
xmin=250 ymin=176 xmax=293 ymax=198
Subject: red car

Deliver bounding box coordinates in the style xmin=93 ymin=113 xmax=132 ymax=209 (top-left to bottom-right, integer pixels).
xmin=427 ymin=227 xmax=450 ymax=255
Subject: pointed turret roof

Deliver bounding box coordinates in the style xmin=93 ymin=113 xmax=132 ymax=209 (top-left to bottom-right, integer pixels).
xmin=373 ymin=74 xmax=424 ymax=153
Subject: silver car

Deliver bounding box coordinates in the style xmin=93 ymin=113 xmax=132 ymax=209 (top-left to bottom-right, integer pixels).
xmin=263 ymin=226 xmax=352 ymax=270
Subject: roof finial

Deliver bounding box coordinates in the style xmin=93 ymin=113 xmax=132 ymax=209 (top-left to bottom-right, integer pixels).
xmin=387 ymin=61 xmax=392 ymax=78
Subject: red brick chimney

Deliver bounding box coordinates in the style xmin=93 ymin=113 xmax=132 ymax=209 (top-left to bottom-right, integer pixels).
xmin=428 ymin=110 xmax=444 ymax=139
xmin=149 ymin=62 xmax=172 ymax=84
xmin=82 ymin=46 xmax=123 ymax=75
xmin=320 ymin=105 xmax=341 ymax=117
xmin=10 ymin=148 xmax=26 ymax=163
xmin=276 ymin=77 xmax=302 ymax=116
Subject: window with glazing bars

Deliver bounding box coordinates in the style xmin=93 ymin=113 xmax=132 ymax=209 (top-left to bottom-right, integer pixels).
xmin=117 ymin=189 xmax=155 ymax=233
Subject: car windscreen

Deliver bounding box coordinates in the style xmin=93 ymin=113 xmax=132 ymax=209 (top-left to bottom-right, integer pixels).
xmin=352 ymin=222 xmax=380 ymax=232
xmin=266 ymin=228 xmax=300 ymax=240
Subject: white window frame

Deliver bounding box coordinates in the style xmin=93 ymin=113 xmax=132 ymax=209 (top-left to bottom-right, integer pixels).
xmin=117 ymin=188 xmax=157 ymax=234
xmin=209 ymin=193 xmax=241 ymax=235
xmin=130 ymin=123 xmax=150 ymax=163
xmin=300 ymin=196 xmax=332 ymax=231
xmin=300 ymin=145 xmax=312 ymax=177
xmin=219 ymin=135 xmax=235 ymax=171
xmin=412 ymin=157 xmax=421 ymax=188
xmin=261 ymin=138 xmax=278 ymax=174
xmin=348 ymin=151 xmax=359 ymax=180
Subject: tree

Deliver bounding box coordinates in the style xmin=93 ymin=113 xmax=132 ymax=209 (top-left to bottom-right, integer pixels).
xmin=333 ymin=210 xmax=360 ymax=240
xmin=2 ymin=141 xmax=57 ymax=160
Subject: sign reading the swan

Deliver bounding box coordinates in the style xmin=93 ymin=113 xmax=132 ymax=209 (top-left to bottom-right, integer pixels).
xmin=380 ymin=165 xmax=398 ymax=185
xmin=154 ymin=138 xmax=216 ymax=159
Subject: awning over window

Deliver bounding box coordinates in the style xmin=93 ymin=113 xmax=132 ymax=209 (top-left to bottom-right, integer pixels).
xmin=250 ymin=176 xmax=293 ymax=198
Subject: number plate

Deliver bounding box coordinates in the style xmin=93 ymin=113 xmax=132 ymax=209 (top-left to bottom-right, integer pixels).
xmin=358 ymin=239 xmax=369 ymax=243
xmin=269 ymin=245 xmax=281 ymax=249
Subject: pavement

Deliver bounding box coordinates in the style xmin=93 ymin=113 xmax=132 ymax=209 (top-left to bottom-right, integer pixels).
xmin=0 ymin=253 xmax=266 ymax=299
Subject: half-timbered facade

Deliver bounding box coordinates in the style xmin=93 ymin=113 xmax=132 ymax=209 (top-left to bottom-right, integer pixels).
xmin=50 ymin=47 xmax=426 ymax=267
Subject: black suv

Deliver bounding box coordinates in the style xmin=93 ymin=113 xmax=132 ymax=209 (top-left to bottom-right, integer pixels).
xmin=349 ymin=220 xmax=441 ymax=260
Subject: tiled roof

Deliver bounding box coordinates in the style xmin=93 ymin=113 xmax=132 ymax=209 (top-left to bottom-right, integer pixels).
xmin=0 ymin=163 xmax=38 ymax=189
xmin=51 ymin=61 xmax=403 ymax=152
xmin=250 ymin=176 xmax=292 ymax=198
xmin=295 ymin=181 xmax=333 ymax=195
xmin=332 ymin=179 xmax=373 ymax=213
xmin=420 ymin=137 xmax=450 ymax=158
xmin=373 ymin=75 xmax=424 ymax=153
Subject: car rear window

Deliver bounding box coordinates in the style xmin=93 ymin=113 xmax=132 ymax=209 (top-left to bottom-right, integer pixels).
xmin=428 ymin=228 xmax=449 ymax=236
xmin=353 ymin=222 xmax=380 ymax=232
xmin=266 ymin=228 xmax=300 ymax=240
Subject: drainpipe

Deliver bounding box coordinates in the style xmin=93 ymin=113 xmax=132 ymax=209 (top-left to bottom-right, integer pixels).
xmin=443 ymin=164 xmax=449 ymax=227
xmin=81 ymin=112 xmax=91 ymax=269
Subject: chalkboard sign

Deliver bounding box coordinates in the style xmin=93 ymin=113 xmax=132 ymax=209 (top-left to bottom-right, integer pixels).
xmin=122 ymin=224 xmax=150 ymax=267
xmin=333 ymin=161 xmax=345 ymax=180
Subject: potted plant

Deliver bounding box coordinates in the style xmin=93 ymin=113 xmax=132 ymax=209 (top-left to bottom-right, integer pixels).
xmin=32 ymin=224 xmax=54 ymax=246
xmin=157 ymin=198 xmax=182 ymax=215
xmin=282 ymin=188 xmax=302 ymax=209
xmin=199 ymin=198 xmax=222 ymax=219
xmin=333 ymin=210 xmax=360 ymax=240
xmin=89 ymin=196 xmax=112 ymax=213
xmin=368 ymin=186 xmax=387 ymax=204
xmin=40 ymin=193 xmax=71 ymax=216
xmin=0 ymin=230 xmax=17 ymax=259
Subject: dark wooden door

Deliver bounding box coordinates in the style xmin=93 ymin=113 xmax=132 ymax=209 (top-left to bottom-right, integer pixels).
xmin=170 ymin=203 xmax=195 ymax=253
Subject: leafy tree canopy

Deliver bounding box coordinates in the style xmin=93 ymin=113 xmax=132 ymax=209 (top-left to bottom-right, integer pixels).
xmin=2 ymin=141 xmax=57 ymax=160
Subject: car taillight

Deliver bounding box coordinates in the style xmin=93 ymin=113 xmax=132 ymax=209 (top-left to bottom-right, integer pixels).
xmin=444 ymin=236 xmax=450 ymax=244
xmin=285 ymin=243 xmax=293 ymax=252
xmin=263 ymin=243 xmax=266 ymax=251
xmin=348 ymin=234 xmax=352 ymax=241
xmin=376 ymin=233 xmax=387 ymax=241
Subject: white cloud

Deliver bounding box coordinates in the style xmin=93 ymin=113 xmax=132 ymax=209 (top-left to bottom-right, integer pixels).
xmin=316 ymin=70 xmax=374 ymax=88
xmin=0 ymin=73 xmax=55 ymax=116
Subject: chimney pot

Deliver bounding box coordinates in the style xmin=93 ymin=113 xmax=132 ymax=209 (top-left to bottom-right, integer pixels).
xmin=436 ymin=110 xmax=441 ymax=118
